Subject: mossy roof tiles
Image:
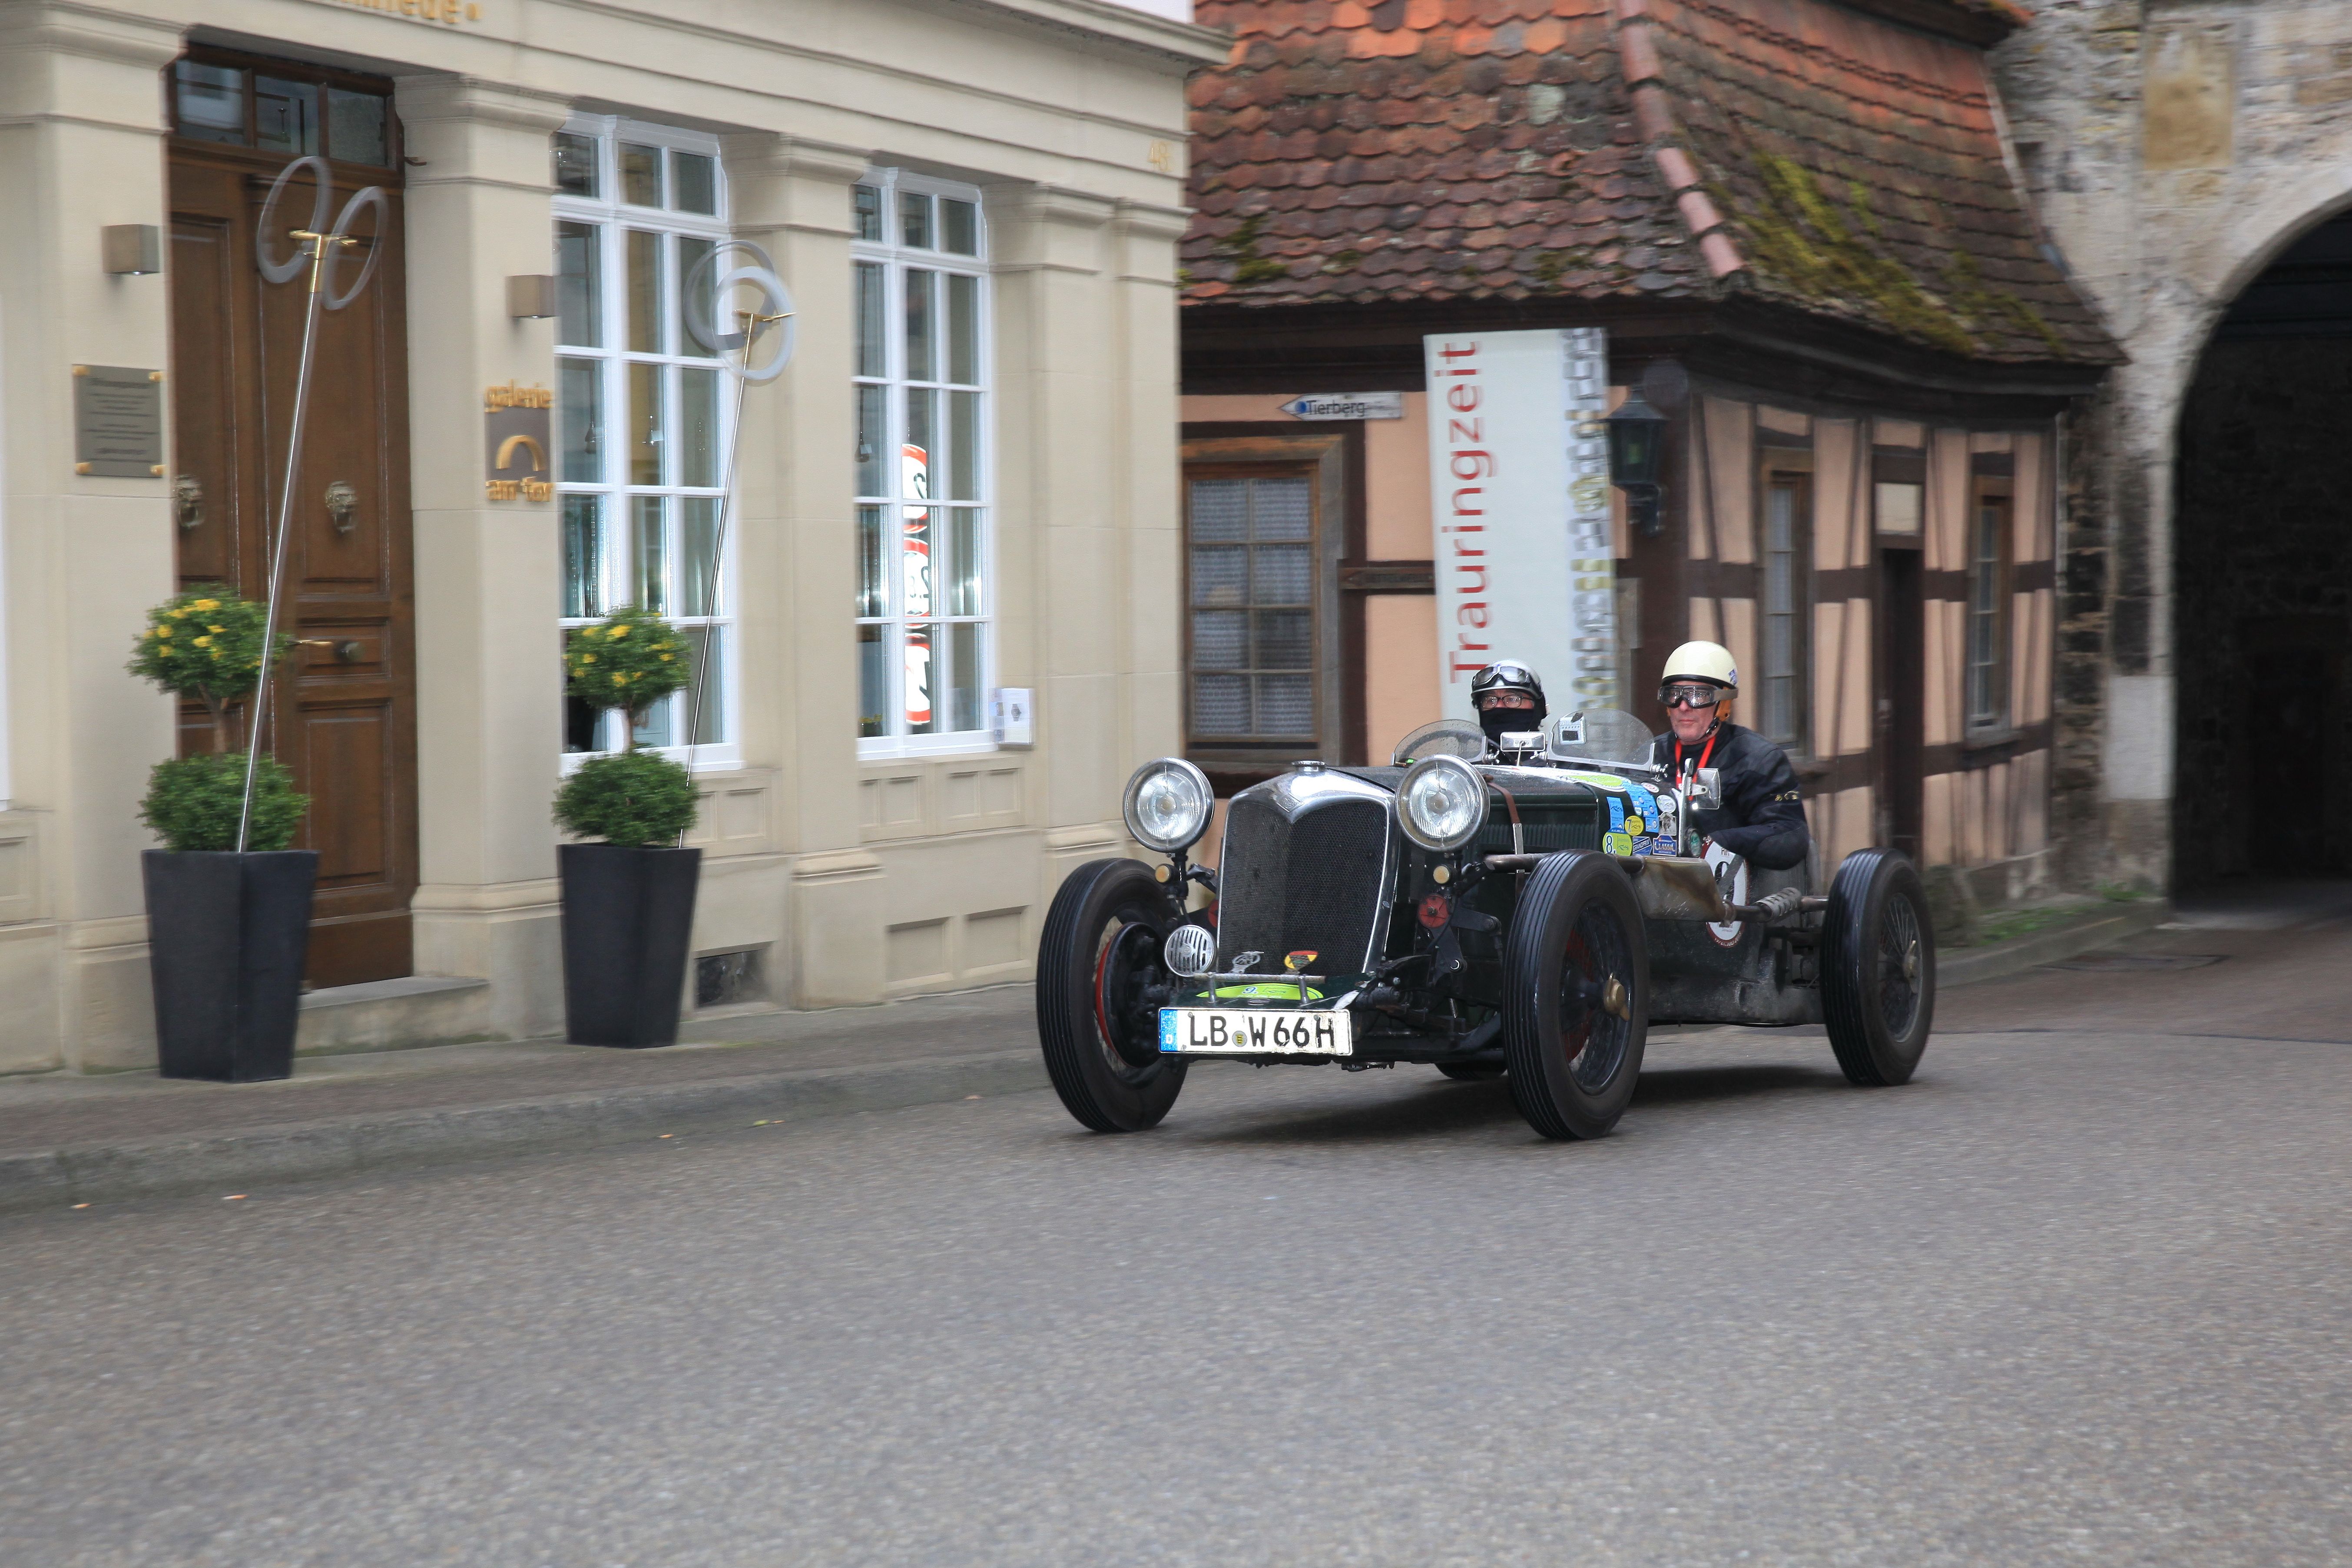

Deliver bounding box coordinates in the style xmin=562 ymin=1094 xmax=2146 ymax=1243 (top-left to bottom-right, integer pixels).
xmin=1181 ymin=0 xmax=2118 ymax=367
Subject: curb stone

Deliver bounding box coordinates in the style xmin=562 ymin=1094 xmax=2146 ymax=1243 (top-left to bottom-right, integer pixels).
xmin=0 ymin=1048 xmax=1050 ymax=1216
xmin=1940 ymin=902 xmax=2173 ymax=989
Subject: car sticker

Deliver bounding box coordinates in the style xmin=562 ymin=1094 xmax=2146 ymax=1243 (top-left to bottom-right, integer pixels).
xmin=1604 ymin=831 xmax=1633 ymax=855
xmin=1607 ymin=797 xmax=1625 ymax=832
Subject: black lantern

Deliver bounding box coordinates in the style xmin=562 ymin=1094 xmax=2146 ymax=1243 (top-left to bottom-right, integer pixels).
xmin=1607 ymin=387 xmax=1668 ymax=537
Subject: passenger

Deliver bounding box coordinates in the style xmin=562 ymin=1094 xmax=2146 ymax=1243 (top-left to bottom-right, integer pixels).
xmin=1468 ymin=659 xmax=1547 ymax=748
xmin=1647 ymin=641 xmax=1810 ymax=872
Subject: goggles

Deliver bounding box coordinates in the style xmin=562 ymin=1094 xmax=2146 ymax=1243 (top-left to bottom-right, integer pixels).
xmin=1659 ymin=682 xmax=1726 ymax=710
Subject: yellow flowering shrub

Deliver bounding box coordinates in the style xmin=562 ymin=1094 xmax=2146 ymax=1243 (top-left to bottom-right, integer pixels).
xmin=126 ymin=589 xmax=293 ymax=752
xmin=561 ymin=605 xmax=693 ymax=748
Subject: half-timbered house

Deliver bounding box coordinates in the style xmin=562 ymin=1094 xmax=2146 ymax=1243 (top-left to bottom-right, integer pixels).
xmin=1177 ymin=0 xmax=2120 ymax=912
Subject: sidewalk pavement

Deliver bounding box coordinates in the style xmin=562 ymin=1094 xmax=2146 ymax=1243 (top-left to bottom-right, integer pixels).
xmin=0 ymin=896 xmax=2186 ymax=1215
xmin=0 ymin=987 xmax=1046 ymax=1214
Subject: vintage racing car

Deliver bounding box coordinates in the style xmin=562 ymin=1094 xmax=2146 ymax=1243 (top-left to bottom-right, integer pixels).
xmin=1035 ymin=711 xmax=1934 ymax=1141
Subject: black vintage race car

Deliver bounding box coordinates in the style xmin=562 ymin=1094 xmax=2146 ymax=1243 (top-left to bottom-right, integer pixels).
xmin=1034 ymin=712 xmax=1934 ymax=1141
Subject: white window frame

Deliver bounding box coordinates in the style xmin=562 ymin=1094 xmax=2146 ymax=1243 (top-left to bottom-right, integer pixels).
xmin=1759 ymin=467 xmax=1811 ymax=752
xmin=553 ymin=114 xmax=741 ymax=773
xmin=1965 ymin=482 xmax=2012 ymax=732
xmin=852 ymin=166 xmax=996 ymax=761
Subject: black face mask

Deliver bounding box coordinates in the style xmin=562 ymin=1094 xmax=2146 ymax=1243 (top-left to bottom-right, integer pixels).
xmin=1478 ymin=700 xmax=1546 ymax=744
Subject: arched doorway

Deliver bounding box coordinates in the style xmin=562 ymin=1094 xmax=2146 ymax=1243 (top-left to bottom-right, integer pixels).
xmin=2173 ymin=212 xmax=2352 ymax=887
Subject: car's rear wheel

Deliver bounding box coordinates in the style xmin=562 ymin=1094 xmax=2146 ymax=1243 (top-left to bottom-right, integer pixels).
xmin=1822 ymin=848 xmax=1935 ymax=1086
xmin=1036 ymin=858 xmax=1188 ymax=1132
xmin=1502 ymin=851 xmax=1647 ymax=1140
xmin=1436 ymin=1061 xmax=1505 ymax=1082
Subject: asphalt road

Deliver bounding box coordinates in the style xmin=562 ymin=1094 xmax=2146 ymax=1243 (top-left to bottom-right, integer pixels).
xmin=6 ymin=907 xmax=2351 ymax=1565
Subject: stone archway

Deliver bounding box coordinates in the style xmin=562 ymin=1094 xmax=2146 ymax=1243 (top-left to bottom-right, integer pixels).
xmin=2170 ymin=210 xmax=2352 ymax=887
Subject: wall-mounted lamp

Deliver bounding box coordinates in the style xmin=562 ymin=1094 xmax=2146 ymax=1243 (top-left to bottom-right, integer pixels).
xmin=102 ymin=225 xmax=162 ymax=275
xmin=1606 ymin=386 xmax=1669 ymax=537
xmin=506 ymin=274 xmax=557 ymax=319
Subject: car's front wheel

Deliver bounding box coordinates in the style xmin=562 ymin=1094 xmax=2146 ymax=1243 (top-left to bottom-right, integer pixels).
xmin=1035 ymin=858 xmax=1188 ymax=1132
xmin=1821 ymin=848 xmax=1934 ymax=1086
xmin=1501 ymin=851 xmax=1648 ymax=1141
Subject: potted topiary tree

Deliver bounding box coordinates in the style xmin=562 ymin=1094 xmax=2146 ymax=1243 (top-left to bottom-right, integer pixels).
xmin=554 ymin=605 xmax=703 ymax=1047
xmin=127 ymin=591 xmax=312 ymax=1082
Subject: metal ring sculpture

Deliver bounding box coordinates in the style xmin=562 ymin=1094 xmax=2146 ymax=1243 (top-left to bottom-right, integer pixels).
xmin=255 ymin=156 xmax=387 ymax=307
xmin=236 ymin=155 xmax=389 ymax=851
xmin=683 ymin=240 xmax=796 ymax=384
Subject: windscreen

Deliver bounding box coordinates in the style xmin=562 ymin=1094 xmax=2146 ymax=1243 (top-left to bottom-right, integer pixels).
xmin=1389 ymin=718 xmax=1489 ymax=765
xmin=1549 ymin=709 xmax=1656 ymax=767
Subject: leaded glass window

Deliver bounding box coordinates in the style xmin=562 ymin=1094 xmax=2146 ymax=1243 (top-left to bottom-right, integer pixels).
xmin=1184 ymin=473 xmax=1317 ymax=741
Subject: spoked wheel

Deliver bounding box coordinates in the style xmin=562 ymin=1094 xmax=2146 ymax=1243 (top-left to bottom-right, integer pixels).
xmin=1822 ymin=847 xmax=1935 ymax=1086
xmin=1036 ymin=858 xmax=1188 ymax=1132
xmin=1502 ymin=852 xmax=1648 ymax=1141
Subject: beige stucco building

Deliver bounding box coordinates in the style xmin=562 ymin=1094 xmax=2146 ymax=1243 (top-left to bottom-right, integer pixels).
xmin=0 ymin=0 xmax=1222 ymax=1072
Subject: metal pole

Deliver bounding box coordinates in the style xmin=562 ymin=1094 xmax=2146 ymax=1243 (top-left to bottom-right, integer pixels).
xmin=236 ymin=232 xmax=338 ymax=852
xmin=685 ymin=363 xmax=752 ymax=775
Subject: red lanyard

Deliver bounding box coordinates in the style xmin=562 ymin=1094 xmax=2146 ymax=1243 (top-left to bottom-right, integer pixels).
xmin=1674 ymin=729 xmax=1719 ymax=791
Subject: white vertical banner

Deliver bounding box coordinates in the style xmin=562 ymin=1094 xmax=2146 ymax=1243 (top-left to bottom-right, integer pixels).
xmin=1424 ymin=327 xmax=1616 ymax=722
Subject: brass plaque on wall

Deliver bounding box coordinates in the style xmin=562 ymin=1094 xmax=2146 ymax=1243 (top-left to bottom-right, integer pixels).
xmin=484 ymin=382 xmax=553 ymax=501
xmin=73 ymin=365 xmax=164 ymax=478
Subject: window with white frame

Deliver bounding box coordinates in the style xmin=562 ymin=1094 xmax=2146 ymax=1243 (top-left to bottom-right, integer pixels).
xmin=552 ymin=118 xmax=738 ymax=765
xmin=852 ymin=169 xmax=992 ymax=755
xmin=1965 ymin=480 xmax=2012 ymax=730
xmin=1758 ymin=465 xmax=1812 ymax=750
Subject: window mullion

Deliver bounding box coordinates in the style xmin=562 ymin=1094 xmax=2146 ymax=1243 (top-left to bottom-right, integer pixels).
xmin=886 ymin=254 xmax=907 ymax=739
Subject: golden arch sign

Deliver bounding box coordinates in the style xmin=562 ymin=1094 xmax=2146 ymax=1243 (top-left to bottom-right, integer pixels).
xmin=483 ymin=382 xmax=553 ymax=502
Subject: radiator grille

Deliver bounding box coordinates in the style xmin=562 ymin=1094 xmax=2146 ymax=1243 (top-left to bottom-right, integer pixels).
xmin=1216 ymin=794 xmax=1389 ymax=976
xmin=1475 ymin=805 xmax=1602 ymax=857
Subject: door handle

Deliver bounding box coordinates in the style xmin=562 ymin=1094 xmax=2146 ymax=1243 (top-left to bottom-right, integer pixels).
xmin=325 ymin=479 xmax=359 ymax=536
xmin=175 ymin=474 xmax=202 ymax=531
xmin=296 ymin=638 xmax=364 ymax=663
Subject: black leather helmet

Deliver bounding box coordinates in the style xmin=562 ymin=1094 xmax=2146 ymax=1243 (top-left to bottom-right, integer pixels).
xmin=1470 ymin=660 xmax=1545 ymax=711
xmin=1469 ymin=660 xmax=1547 ymax=742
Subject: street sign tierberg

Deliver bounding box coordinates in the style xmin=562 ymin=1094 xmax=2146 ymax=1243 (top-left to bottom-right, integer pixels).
xmin=1279 ymin=392 xmax=1404 ymax=420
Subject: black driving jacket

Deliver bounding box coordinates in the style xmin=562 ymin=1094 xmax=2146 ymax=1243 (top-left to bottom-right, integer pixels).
xmin=1647 ymin=721 xmax=1811 ymax=871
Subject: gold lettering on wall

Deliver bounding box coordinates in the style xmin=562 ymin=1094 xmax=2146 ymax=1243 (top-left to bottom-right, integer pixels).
xmin=307 ymin=0 xmax=485 ymax=26
xmin=484 ymin=382 xmax=553 ymax=411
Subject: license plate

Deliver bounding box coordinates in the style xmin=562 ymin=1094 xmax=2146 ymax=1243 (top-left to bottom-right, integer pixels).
xmin=1159 ymin=1007 xmax=1354 ymax=1057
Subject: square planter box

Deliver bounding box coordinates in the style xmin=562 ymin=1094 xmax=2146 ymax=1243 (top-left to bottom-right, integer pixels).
xmin=142 ymin=850 xmax=318 ymax=1082
xmin=560 ymin=843 xmax=701 ymax=1048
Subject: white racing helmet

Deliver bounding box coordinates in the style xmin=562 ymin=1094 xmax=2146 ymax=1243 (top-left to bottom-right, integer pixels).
xmin=1660 ymin=640 xmax=1738 ymax=693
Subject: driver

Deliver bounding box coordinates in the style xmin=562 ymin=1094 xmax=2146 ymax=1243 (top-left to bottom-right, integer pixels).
xmin=1647 ymin=641 xmax=1810 ymax=872
xmin=1469 ymin=660 xmax=1547 ymax=748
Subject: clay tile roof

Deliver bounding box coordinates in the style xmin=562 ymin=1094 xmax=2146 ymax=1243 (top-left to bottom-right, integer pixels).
xmin=1183 ymin=0 xmax=1703 ymax=310
xmin=1637 ymin=0 xmax=2115 ymax=362
xmin=1181 ymin=0 xmax=2118 ymax=367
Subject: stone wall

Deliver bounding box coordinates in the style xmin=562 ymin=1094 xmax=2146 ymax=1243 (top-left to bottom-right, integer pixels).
xmin=1992 ymin=0 xmax=2352 ymax=892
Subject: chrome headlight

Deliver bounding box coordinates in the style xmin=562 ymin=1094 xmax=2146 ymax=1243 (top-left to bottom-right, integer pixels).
xmin=1122 ymin=757 xmax=1213 ymax=853
xmin=1397 ymin=754 xmax=1488 ymax=851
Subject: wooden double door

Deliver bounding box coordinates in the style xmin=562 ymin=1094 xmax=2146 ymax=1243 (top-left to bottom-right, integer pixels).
xmin=167 ymin=68 xmax=418 ymax=987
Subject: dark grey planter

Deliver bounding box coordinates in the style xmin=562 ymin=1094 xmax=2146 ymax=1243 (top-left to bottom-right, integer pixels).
xmin=142 ymin=849 xmax=318 ymax=1082
xmin=559 ymin=843 xmax=701 ymax=1047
